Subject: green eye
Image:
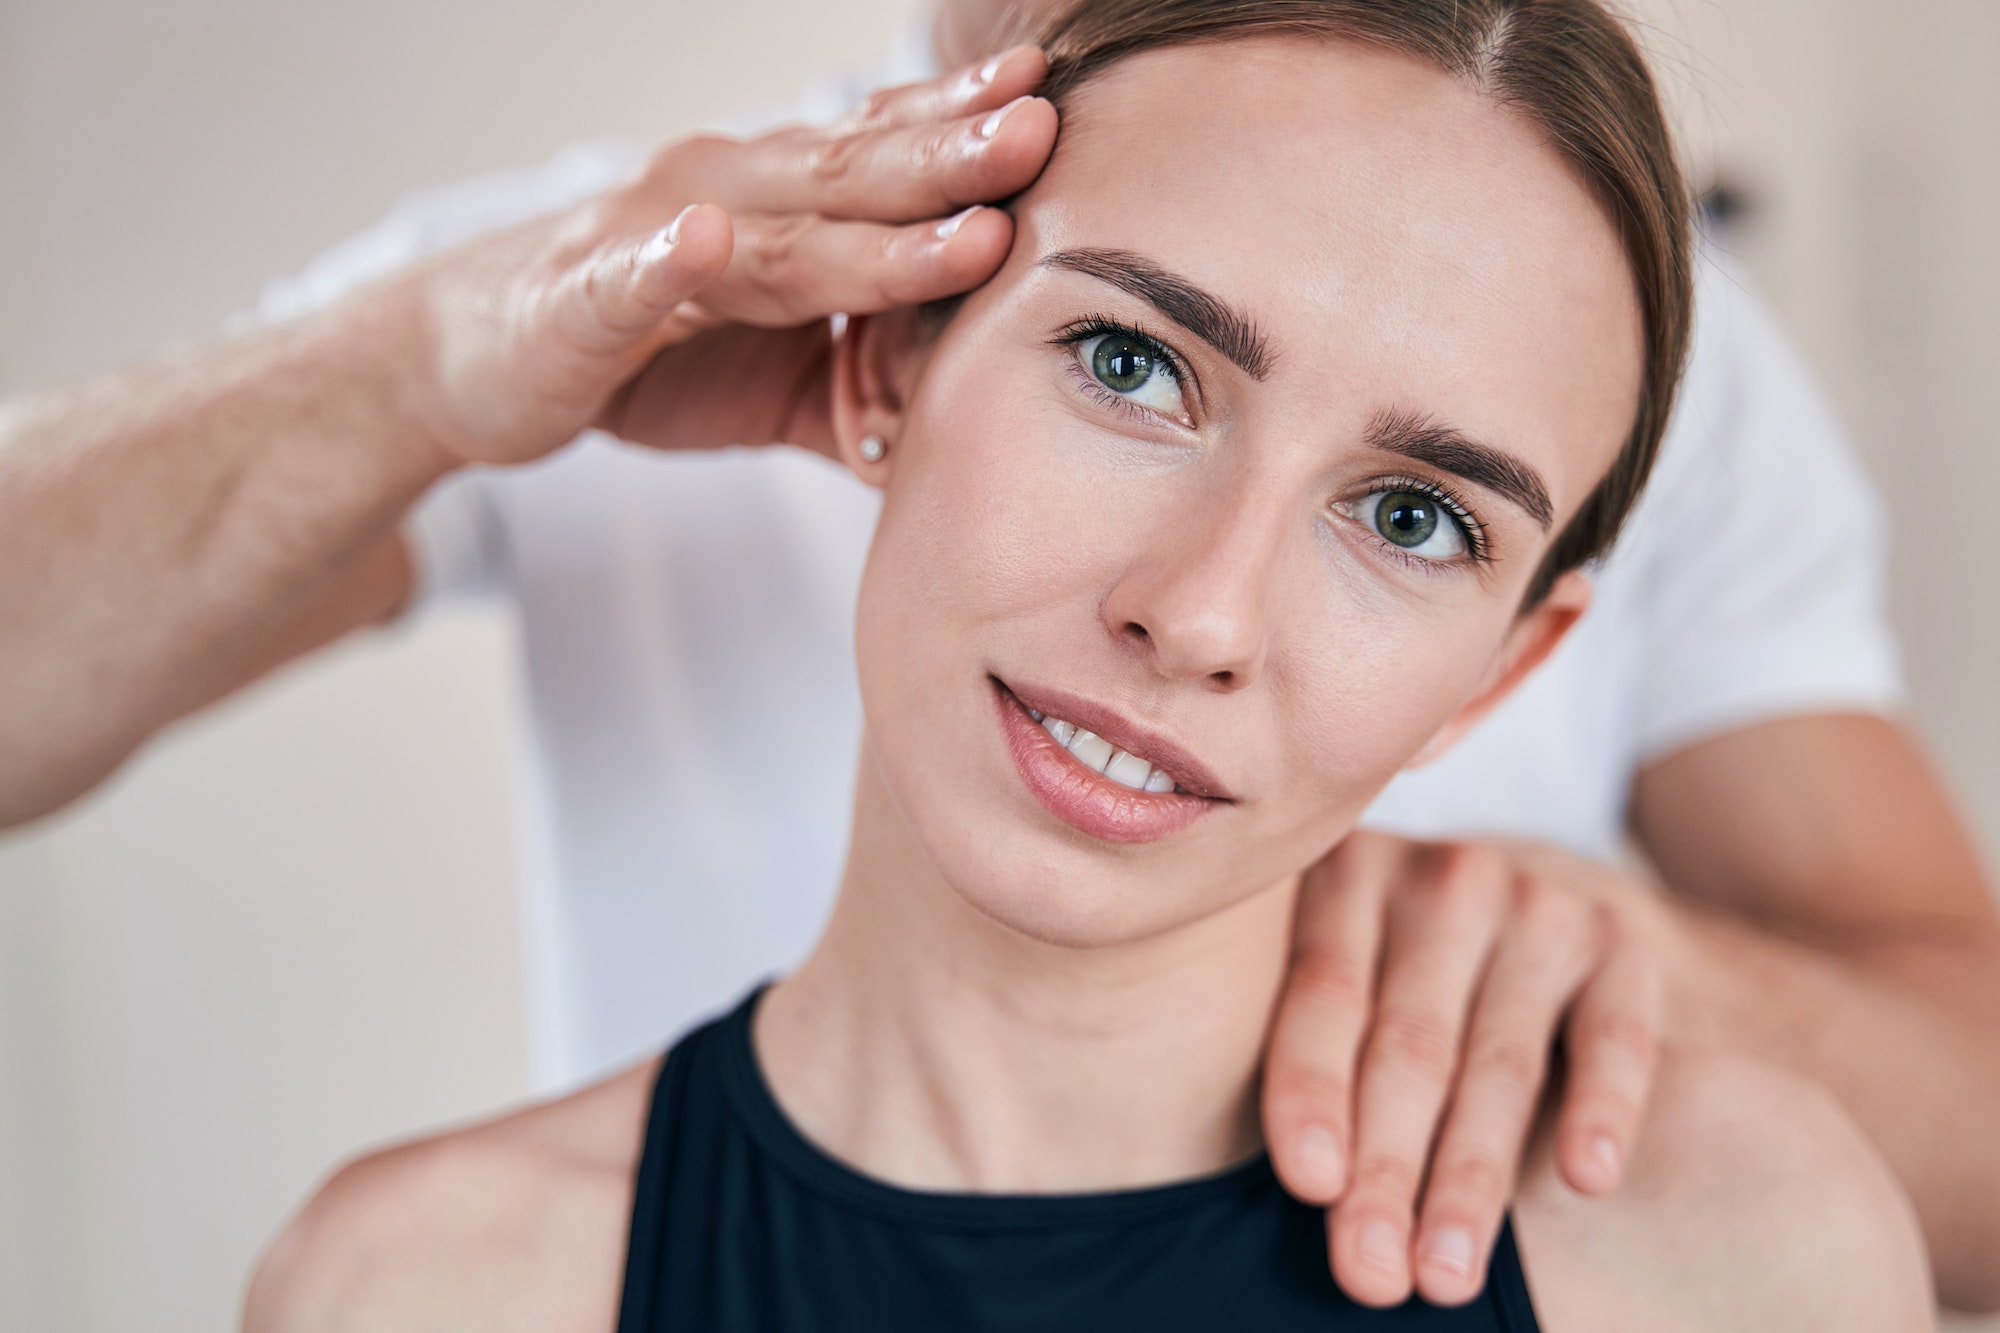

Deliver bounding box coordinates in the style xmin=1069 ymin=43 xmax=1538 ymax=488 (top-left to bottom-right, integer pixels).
xmin=1376 ymin=492 xmax=1440 ymax=548
xmin=1092 ymin=334 xmax=1157 ymax=392
xmin=1336 ymin=486 xmax=1472 ymax=562
xmin=1067 ymin=328 xmax=1189 ymax=421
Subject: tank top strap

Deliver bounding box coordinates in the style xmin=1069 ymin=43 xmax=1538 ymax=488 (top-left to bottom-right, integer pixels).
xmin=613 ymin=991 xmax=753 ymax=1333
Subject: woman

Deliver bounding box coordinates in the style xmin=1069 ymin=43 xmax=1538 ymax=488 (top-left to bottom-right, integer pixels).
xmin=245 ymin=1 xmax=1932 ymax=1329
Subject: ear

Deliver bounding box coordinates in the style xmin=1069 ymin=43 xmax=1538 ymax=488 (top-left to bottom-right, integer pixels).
xmin=1404 ymin=569 xmax=1593 ymax=769
xmin=830 ymin=307 xmax=934 ymax=487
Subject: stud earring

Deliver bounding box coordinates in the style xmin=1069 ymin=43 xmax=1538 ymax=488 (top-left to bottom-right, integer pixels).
xmin=858 ymin=434 xmax=887 ymax=463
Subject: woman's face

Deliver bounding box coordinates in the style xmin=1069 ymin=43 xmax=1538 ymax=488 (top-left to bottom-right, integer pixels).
xmin=844 ymin=37 xmax=1645 ymax=946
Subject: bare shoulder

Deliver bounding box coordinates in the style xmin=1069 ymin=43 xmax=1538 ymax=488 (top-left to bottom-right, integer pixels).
xmin=1512 ymin=1050 xmax=1934 ymax=1333
xmin=242 ymin=1059 xmax=661 ymax=1333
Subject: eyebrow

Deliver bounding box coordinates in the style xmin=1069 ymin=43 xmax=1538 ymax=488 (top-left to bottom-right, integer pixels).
xmin=1367 ymin=409 xmax=1554 ymax=530
xmin=1039 ymin=248 xmax=1274 ymax=380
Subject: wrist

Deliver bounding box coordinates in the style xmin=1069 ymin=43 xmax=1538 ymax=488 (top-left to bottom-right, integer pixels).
xmin=307 ymin=271 xmax=473 ymax=486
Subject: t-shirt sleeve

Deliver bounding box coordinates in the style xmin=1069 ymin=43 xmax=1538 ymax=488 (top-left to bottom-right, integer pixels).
xmin=243 ymin=141 xmax=648 ymax=613
xmin=1626 ymin=258 xmax=1904 ymax=762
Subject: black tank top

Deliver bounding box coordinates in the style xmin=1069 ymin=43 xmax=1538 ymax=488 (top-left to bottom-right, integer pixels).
xmin=615 ymin=989 xmax=1542 ymax=1332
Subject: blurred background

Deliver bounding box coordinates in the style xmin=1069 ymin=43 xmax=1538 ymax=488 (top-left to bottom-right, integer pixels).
xmin=0 ymin=0 xmax=1994 ymax=1328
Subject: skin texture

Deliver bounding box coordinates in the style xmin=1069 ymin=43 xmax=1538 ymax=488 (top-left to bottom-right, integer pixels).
xmin=0 ymin=0 xmax=1995 ymax=1315
xmin=245 ymin=37 xmax=1935 ymax=1333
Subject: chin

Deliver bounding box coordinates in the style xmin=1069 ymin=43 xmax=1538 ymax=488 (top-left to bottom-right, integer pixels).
xmin=959 ymin=871 xmax=1161 ymax=949
xmin=921 ymin=832 xmax=1256 ymax=951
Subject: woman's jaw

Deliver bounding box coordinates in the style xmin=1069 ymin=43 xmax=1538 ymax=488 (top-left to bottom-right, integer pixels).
xmin=761 ymin=34 xmax=1642 ymax=1193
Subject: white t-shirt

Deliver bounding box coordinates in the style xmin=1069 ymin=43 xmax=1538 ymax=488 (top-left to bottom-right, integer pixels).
xmin=260 ymin=37 xmax=1902 ymax=1092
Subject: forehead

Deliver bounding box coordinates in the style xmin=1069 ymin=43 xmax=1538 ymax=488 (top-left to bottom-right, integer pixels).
xmin=1011 ymin=36 xmax=1644 ymax=512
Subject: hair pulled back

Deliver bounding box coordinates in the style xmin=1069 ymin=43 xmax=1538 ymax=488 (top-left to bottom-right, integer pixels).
xmin=1012 ymin=0 xmax=1692 ymax=603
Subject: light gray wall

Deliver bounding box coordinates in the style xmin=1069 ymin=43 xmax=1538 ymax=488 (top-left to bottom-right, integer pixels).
xmin=0 ymin=1 xmax=1994 ymax=1330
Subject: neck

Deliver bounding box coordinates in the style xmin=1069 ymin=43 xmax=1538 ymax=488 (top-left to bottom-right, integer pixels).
xmin=757 ymin=743 xmax=1298 ymax=1193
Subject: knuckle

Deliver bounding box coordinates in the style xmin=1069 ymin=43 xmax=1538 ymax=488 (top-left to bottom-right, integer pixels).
xmin=1287 ymin=949 xmax=1374 ymax=1014
xmin=1265 ymin=1067 xmax=1351 ymax=1126
xmin=1571 ymin=1085 xmax=1645 ymax=1136
xmin=1369 ymin=1007 xmax=1460 ymax=1082
xmin=1578 ymin=1010 xmax=1661 ymax=1070
xmin=1435 ymin=841 xmax=1508 ymax=889
xmin=872 ymin=229 xmax=935 ymax=306
xmin=1514 ymin=877 xmax=1592 ymax=947
xmin=1596 ymin=898 xmax=1649 ymax=956
xmin=574 ymin=248 xmax=614 ymax=315
xmin=914 ymin=121 xmax=958 ymax=176
xmin=853 ymin=85 xmax=901 ymax=126
xmin=1511 ymin=873 xmax=1566 ymax=920
xmin=1415 ymin=846 xmax=1505 ymax=913
xmin=1464 ymin=1034 xmax=1547 ymax=1097
xmin=1351 ymin=1151 xmax=1423 ymax=1202
xmin=1433 ymin=1153 xmax=1512 ymax=1211
xmin=734 ymin=215 xmax=822 ymax=322
xmin=806 ymin=130 xmax=864 ymax=188
xmin=746 ymin=213 xmax=815 ymax=278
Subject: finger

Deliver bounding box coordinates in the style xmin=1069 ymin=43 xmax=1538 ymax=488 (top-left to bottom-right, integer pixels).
xmin=713 ymin=91 xmax=1059 ymax=224
xmin=548 ymin=203 xmax=734 ymax=359
xmin=599 ymin=321 xmax=838 ymax=456
xmin=1554 ymin=912 xmax=1662 ymax=1197
xmin=1262 ymin=832 xmax=1402 ymax=1206
xmin=702 ymin=205 xmax=1014 ymax=326
xmin=1329 ymin=845 xmax=1508 ymax=1309
xmin=1411 ymin=876 xmax=1598 ymax=1306
xmin=839 ymin=44 xmax=1048 ymax=131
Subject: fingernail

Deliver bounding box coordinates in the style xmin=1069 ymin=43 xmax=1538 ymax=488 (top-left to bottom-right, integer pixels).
xmin=1589 ymin=1135 xmax=1622 ymax=1185
xmin=665 ymin=203 xmax=699 ymax=246
xmin=978 ymin=95 xmax=1028 ymax=140
xmin=640 ymin=224 xmax=680 ymax=266
xmin=1423 ymin=1226 xmax=1475 ymax=1278
xmin=1295 ymin=1124 xmax=1344 ymax=1190
xmin=1358 ymin=1219 xmax=1404 ymax=1273
xmin=976 ymin=54 xmax=1004 ymax=85
xmin=935 ymin=205 xmax=981 ymax=241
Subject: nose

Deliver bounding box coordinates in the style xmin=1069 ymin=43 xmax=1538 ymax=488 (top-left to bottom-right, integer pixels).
xmin=1102 ymin=480 xmax=1287 ymax=691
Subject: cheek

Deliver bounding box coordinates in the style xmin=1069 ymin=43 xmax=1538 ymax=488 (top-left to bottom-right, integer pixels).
xmin=1255 ymin=579 xmax=1518 ymax=847
xmin=864 ymin=382 xmax=1140 ymax=650
xmin=851 ymin=361 xmax=1104 ymax=820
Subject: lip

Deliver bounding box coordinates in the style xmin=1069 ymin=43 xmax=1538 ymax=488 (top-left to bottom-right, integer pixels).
xmin=991 ymin=677 xmax=1229 ymax=845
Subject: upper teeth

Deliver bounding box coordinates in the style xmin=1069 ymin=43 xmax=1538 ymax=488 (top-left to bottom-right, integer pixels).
xmin=1028 ymin=708 xmax=1179 ymax=793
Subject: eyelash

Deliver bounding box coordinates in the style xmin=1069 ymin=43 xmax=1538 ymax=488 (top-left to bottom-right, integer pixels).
xmin=1350 ymin=473 xmax=1493 ymax=569
xmin=1047 ymin=315 xmax=1194 ymax=423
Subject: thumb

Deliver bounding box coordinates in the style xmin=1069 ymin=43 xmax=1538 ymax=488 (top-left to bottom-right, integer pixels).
xmin=550 ymin=203 xmax=734 ymax=359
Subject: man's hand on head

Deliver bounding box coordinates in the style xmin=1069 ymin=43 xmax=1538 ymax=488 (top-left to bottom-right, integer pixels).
xmin=1261 ymin=830 xmax=1677 ymax=1309
xmin=382 ymin=46 xmax=1057 ymax=472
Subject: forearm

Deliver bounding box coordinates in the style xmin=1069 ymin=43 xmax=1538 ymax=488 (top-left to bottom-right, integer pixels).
xmin=0 ymin=294 xmax=453 ymax=826
xmin=1666 ymin=897 xmax=2000 ymax=1310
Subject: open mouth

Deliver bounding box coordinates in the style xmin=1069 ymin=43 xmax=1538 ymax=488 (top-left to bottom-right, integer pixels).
xmin=991 ymin=677 xmax=1227 ymax=845
xmin=1022 ymin=707 xmax=1188 ymax=794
